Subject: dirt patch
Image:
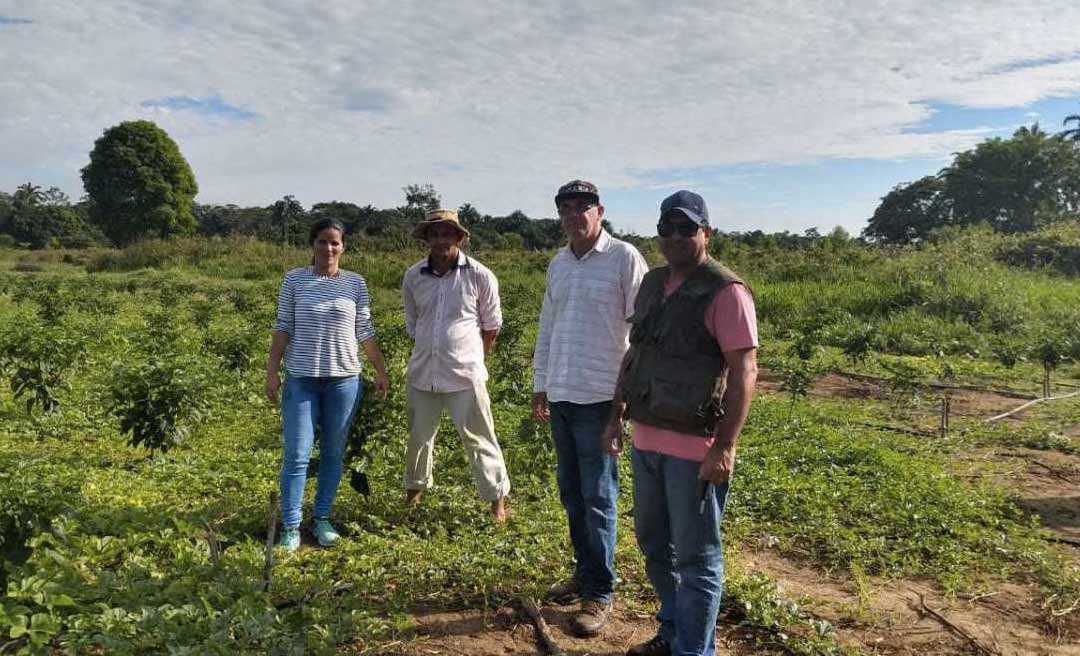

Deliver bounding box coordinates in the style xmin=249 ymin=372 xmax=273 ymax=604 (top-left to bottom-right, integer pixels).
xmin=374 ymin=600 xmax=774 ymax=656
xmin=1006 ymin=449 xmax=1080 ymax=544
xmin=740 ymin=549 xmax=1079 ymax=655
xmin=757 ymin=370 xmax=1033 ymax=419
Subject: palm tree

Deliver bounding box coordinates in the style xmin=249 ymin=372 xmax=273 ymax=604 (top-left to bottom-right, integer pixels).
xmin=1062 ymin=113 xmax=1080 ymax=142
xmin=12 ymin=182 xmax=43 ymax=210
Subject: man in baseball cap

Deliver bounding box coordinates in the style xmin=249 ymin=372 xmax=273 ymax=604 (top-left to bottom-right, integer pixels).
xmin=602 ymin=190 xmax=758 ymax=656
xmin=532 ymin=179 xmax=649 ymax=636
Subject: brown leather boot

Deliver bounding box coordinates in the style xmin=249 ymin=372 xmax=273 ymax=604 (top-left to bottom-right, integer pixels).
xmin=572 ymin=598 xmax=612 ymax=636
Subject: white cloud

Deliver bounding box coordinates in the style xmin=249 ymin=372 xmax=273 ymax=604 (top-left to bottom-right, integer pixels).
xmin=2 ymin=0 xmax=1080 ymax=223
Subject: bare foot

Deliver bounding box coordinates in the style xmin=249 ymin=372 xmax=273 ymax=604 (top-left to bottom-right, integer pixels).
xmin=491 ymin=496 xmax=509 ymax=523
xmin=405 ymin=489 xmax=423 ymax=507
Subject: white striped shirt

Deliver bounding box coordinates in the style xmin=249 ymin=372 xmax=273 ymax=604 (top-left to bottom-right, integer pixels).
xmin=533 ymin=230 xmax=648 ymax=404
xmin=274 ymin=267 xmax=376 ymax=378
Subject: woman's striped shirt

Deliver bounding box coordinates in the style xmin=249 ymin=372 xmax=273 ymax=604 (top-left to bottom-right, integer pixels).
xmin=274 ymin=267 xmax=376 ymax=378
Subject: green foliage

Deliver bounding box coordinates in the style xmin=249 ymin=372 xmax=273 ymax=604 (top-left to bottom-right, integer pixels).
xmin=80 ymin=120 xmax=199 ymax=245
xmin=204 ymin=318 xmax=262 ymax=372
xmin=109 ymin=357 xmax=209 ymax=454
xmin=725 ymin=570 xmax=847 ymax=655
xmin=1 ymin=237 xmax=1078 ymax=652
xmin=835 ymin=320 xmax=877 ymax=366
xmin=995 ymin=221 xmax=1080 ymax=275
xmin=865 ymin=125 xmax=1080 ymax=244
xmin=943 ymin=125 xmax=1080 ymax=233
xmin=863 ymin=175 xmax=950 ymax=243
xmin=0 ymin=319 xmax=83 ymax=415
xmin=878 ymin=358 xmax=927 ymax=408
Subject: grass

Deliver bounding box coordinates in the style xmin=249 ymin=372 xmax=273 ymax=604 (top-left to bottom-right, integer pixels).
xmin=0 ymin=226 xmax=1078 ymax=653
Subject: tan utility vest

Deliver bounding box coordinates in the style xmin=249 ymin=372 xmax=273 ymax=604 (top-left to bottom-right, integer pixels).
xmin=623 ymin=258 xmax=747 ymax=436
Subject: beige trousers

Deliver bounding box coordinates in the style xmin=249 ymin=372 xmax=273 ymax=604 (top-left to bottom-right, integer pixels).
xmin=405 ymin=384 xmax=510 ymax=502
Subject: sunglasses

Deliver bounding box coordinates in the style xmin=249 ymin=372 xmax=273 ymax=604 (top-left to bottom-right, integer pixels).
xmin=656 ymin=221 xmax=701 ymax=238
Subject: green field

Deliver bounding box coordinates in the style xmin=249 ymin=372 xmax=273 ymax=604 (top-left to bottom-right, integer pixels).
xmin=1 ymin=227 xmax=1079 ymax=654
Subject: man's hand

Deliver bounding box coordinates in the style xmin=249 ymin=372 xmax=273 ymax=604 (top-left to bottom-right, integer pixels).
xmin=601 ymin=419 xmax=624 ymax=456
xmin=531 ymin=392 xmax=550 ymax=423
xmin=373 ymin=371 xmax=390 ymax=399
xmin=265 ymin=372 xmax=281 ymax=405
xmin=698 ymin=444 xmax=736 ymax=485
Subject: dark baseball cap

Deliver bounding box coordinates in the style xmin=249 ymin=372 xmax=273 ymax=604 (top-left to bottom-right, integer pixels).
xmin=555 ymin=179 xmax=600 ymax=205
xmin=660 ymin=190 xmax=709 ymax=226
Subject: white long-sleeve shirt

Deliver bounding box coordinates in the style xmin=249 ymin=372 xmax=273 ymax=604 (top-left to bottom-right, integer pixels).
xmin=402 ymin=252 xmax=502 ymax=393
xmin=533 ymin=230 xmax=648 ymax=404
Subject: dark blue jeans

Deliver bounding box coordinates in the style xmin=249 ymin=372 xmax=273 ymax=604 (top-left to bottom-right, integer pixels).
xmin=280 ymin=375 xmax=362 ymax=529
xmin=632 ymin=448 xmax=729 ymax=656
xmin=549 ymin=400 xmax=618 ymax=603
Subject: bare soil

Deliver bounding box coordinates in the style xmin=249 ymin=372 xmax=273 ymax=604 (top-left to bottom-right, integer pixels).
xmin=741 ymin=549 xmax=1079 ymax=655
xmin=374 ymin=600 xmax=771 ymax=656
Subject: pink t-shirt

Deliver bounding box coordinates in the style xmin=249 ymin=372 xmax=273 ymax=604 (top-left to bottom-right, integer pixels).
xmin=631 ymin=276 xmax=758 ymax=462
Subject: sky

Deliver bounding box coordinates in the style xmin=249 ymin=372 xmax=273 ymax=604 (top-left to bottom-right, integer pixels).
xmin=3 ymin=1 xmax=1080 ymax=236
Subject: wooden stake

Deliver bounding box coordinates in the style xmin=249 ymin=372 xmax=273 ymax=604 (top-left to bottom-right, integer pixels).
xmin=263 ymin=490 xmax=278 ymax=592
xmin=205 ymin=522 xmax=221 ymax=567
xmin=519 ymin=598 xmax=566 ymax=656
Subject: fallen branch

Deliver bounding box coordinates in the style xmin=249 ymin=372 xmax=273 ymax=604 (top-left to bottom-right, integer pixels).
xmin=519 ymin=598 xmax=565 ymax=656
xmin=918 ymin=594 xmax=999 ymax=656
xmin=985 ymin=390 xmax=1080 ymax=423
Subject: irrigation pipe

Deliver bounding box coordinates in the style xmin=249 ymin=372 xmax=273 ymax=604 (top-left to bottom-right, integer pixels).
xmin=984 ymin=390 xmax=1080 ymax=423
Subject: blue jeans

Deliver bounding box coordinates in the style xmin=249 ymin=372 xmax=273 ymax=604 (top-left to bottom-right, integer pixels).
xmin=549 ymin=401 xmax=618 ymax=603
xmin=632 ymin=447 xmax=729 ymax=656
xmin=280 ymin=375 xmax=362 ymax=529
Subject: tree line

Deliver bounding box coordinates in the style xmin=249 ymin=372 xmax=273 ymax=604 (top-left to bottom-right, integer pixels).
xmin=4 ymin=114 xmax=1080 ymax=251
xmin=0 ymin=121 xmax=595 ymax=251
xmin=864 ymin=114 xmax=1080 ymax=244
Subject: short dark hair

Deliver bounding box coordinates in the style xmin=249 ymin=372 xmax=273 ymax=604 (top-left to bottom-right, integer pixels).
xmin=308 ymin=217 xmax=346 ymax=245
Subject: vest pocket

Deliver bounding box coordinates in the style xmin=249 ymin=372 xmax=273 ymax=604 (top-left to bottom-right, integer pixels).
xmin=646 ymin=376 xmax=712 ymax=425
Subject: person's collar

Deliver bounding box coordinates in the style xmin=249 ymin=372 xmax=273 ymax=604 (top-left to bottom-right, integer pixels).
xmin=566 ymin=229 xmax=611 ymax=260
xmin=421 ymin=250 xmax=469 ymax=276
xmin=593 ymin=229 xmax=612 ymax=253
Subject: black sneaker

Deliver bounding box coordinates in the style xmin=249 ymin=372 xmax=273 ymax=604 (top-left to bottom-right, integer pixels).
xmin=627 ymin=634 xmax=670 ymax=656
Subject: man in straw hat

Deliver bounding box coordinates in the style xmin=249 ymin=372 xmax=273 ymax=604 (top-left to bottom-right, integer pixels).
xmin=532 ymin=180 xmax=648 ymax=635
xmin=401 ymin=208 xmax=510 ymax=521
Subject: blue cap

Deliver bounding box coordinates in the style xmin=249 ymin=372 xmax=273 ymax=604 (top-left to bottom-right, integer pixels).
xmin=660 ymin=190 xmax=709 ymax=226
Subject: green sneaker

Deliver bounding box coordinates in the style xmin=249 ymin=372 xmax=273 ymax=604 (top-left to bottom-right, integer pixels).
xmin=312 ymin=518 xmax=341 ymax=547
xmin=277 ymin=527 xmax=300 ymax=552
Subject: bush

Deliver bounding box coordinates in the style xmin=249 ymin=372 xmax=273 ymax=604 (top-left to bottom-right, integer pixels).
xmin=109 ymin=357 xmax=209 ymax=454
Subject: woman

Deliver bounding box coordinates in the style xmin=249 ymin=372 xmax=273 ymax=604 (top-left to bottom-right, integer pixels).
xmin=266 ymin=218 xmax=389 ymax=551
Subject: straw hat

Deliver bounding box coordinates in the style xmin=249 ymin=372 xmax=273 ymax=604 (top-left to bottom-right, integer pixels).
xmin=412 ymin=208 xmax=470 ymax=240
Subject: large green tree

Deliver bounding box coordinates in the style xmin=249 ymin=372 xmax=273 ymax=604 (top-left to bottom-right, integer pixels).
xmin=863 ymin=176 xmax=951 ymax=243
xmin=867 ymin=125 xmax=1080 ymax=243
xmin=81 ymin=120 xmax=198 ymax=245
xmin=940 ymin=124 xmax=1080 ymax=233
